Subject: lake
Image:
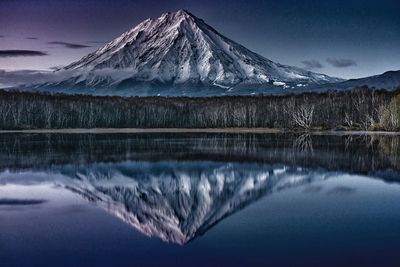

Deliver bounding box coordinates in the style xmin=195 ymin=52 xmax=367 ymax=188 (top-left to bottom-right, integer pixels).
xmin=0 ymin=132 xmax=399 ymax=267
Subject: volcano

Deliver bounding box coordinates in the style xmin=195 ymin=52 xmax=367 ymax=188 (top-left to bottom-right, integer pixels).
xmin=32 ymin=10 xmax=343 ymax=96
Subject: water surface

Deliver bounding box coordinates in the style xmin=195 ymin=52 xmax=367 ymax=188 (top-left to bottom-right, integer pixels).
xmin=0 ymin=133 xmax=399 ymax=267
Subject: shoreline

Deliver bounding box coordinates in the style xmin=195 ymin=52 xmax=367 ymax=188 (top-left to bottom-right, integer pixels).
xmin=0 ymin=128 xmax=399 ymax=135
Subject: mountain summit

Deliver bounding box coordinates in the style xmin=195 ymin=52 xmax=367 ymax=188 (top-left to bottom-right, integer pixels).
xmin=41 ymin=10 xmax=342 ymax=95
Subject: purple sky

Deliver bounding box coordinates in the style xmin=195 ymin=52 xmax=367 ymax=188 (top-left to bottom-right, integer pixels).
xmin=0 ymin=0 xmax=399 ymax=79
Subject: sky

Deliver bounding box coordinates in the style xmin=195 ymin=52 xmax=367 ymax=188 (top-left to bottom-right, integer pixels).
xmin=0 ymin=0 xmax=399 ymax=79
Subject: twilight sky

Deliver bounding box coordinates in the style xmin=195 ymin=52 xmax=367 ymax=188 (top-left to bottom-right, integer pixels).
xmin=0 ymin=0 xmax=399 ymax=79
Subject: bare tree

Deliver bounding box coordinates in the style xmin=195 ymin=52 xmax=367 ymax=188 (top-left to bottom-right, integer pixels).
xmin=344 ymin=112 xmax=354 ymax=128
xmin=0 ymin=87 xmax=396 ymax=130
xmin=292 ymin=104 xmax=315 ymax=130
xmin=360 ymin=114 xmax=374 ymax=131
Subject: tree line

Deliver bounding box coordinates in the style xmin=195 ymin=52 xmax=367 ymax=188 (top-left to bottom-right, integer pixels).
xmin=0 ymin=86 xmax=399 ymax=130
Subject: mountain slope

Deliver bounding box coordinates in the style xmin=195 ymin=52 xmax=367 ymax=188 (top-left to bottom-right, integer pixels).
xmin=318 ymin=70 xmax=400 ymax=91
xmin=35 ymin=9 xmax=342 ymax=95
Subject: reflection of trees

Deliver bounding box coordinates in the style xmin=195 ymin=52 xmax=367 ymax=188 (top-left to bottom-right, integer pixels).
xmin=344 ymin=135 xmax=354 ymax=151
xmin=0 ymin=133 xmax=399 ymax=180
xmin=378 ymin=135 xmax=400 ymax=169
xmin=293 ymin=134 xmax=314 ymax=154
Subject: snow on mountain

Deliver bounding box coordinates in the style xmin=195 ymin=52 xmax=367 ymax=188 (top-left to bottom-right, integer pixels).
xmin=29 ymin=9 xmax=342 ymax=95
xmin=6 ymin=10 xmax=399 ymax=96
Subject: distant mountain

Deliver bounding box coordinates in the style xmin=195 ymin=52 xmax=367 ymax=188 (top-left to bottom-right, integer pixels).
xmin=6 ymin=10 xmax=399 ymax=96
xmin=313 ymin=70 xmax=400 ymax=91
xmin=29 ymin=9 xmax=342 ymax=96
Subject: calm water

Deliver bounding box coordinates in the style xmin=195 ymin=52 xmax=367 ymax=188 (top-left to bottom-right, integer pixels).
xmin=0 ymin=132 xmax=400 ymax=267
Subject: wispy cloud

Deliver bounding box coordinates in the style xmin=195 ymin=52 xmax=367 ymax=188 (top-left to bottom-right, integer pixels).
xmin=48 ymin=66 xmax=61 ymax=70
xmin=0 ymin=50 xmax=48 ymax=57
xmin=0 ymin=198 xmax=48 ymax=205
xmin=0 ymin=69 xmax=53 ymax=88
xmin=301 ymin=60 xmax=323 ymax=70
xmin=0 ymin=35 xmax=4 ymax=38
xmin=47 ymin=41 xmax=91 ymax=49
xmin=25 ymin=37 xmax=38 ymax=40
xmin=86 ymin=41 xmax=107 ymax=44
xmin=326 ymin=57 xmax=357 ymax=68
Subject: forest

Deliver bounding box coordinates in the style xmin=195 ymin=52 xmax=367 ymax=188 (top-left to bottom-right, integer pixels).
xmin=0 ymin=87 xmax=399 ymax=131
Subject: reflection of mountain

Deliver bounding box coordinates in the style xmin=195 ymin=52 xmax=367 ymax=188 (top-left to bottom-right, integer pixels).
xmin=0 ymin=159 xmax=337 ymax=244
xmin=1 ymin=132 xmax=399 ymax=244
xmin=57 ymin=161 xmax=331 ymax=244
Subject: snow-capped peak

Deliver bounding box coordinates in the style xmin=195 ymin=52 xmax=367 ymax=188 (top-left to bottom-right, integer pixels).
xmin=61 ymin=9 xmax=341 ymax=90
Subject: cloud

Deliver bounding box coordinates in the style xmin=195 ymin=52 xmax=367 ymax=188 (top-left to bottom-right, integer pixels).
xmin=0 ymin=69 xmax=52 ymax=88
xmin=0 ymin=50 xmax=48 ymax=57
xmin=326 ymin=57 xmax=357 ymax=68
xmin=0 ymin=198 xmax=48 ymax=205
xmin=86 ymin=41 xmax=107 ymax=44
xmin=301 ymin=60 xmax=323 ymax=70
xmin=0 ymin=35 xmax=4 ymax=38
xmin=47 ymin=41 xmax=91 ymax=49
xmin=0 ymin=68 xmax=141 ymax=88
xmin=48 ymin=66 xmax=62 ymax=70
xmin=25 ymin=37 xmax=38 ymax=40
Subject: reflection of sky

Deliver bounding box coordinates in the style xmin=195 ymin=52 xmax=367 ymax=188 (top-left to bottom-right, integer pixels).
xmin=1 ymin=169 xmax=400 ymax=266
xmin=0 ymin=0 xmax=399 ymax=78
